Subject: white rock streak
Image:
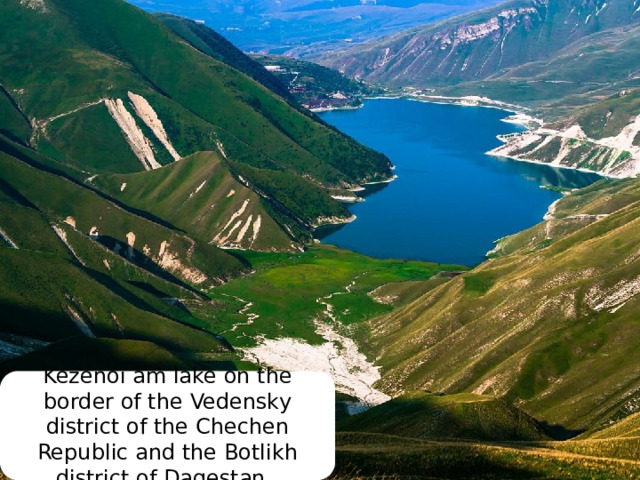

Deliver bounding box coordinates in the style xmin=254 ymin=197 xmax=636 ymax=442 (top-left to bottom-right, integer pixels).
xmin=157 ymin=241 xmax=208 ymax=284
xmin=105 ymin=98 xmax=161 ymax=171
xmin=489 ymin=114 xmax=640 ymax=178
xmin=66 ymin=307 xmax=95 ymax=338
xmin=213 ymin=199 xmax=250 ymax=245
xmin=127 ymin=92 xmax=181 ymax=162
xmin=188 ymin=181 xmax=207 ymax=200
xmin=52 ymin=225 xmax=85 ymax=266
xmin=235 ymin=215 xmax=254 ymax=243
xmin=244 ymin=279 xmax=391 ymax=406
xmin=589 ymin=277 xmax=640 ymax=313
xmin=251 ymin=215 xmax=262 ymax=245
xmin=20 ymin=0 xmax=47 ymax=13
xmin=0 ymin=228 xmax=18 ymax=249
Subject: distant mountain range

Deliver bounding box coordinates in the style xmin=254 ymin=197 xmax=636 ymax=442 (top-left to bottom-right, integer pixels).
xmin=321 ymin=0 xmax=640 ymax=176
xmin=322 ymin=0 xmax=640 ymax=87
xmin=127 ymin=0 xmax=502 ymax=56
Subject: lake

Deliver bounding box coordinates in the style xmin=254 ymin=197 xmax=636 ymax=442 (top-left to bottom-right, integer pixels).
xmin=318 ymin=99 xmax=601 ymax=266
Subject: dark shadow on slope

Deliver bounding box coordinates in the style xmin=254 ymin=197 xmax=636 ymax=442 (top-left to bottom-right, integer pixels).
xmin=0 ymin=176 xmax=40 ymax=210
xmin=94 ymin=235 xmax=205 ymax=298
xmin=0 ymin=135 xmax=185 ymax=233
xmin=539 ymin=421 xmax=586 ymax=441
xmin=334 ymin=433 xmax=542 ymax=480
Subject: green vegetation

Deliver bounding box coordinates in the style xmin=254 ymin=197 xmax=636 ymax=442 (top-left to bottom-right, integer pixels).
xmin=94 ymin=152 xmax=304 ymax=251
xmin=199 ymin=245 xmax=463 ymax=347
xmin=0 ymin=0 xmax=393 ymax=249
xmin=251 ymin=54 xmax=382 ymax=109
xmin=362 ymin=177 xmax=640 ymax=432
xmin=157 ymin=14 xmax=294 ymax=103
xmin=333 ymin=391 xmax=640 ymax=479
xmin=2 ymin=1 xmax=640 ymax=478
xmin=334 ymin=432 xmax=640 ymax=479
xmin=338 ymin=391 xmax=549 ymax=441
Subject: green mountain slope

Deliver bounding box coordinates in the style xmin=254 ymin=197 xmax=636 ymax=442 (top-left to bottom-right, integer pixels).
xmin=0 ymin=141 xmax=246 ymax=286
xmin=322 ymin=0 xmax=640 ymax=88
xmin=155 ymin=14 xmax=294 ymax=103
xmin=334 ymin=392 xmax=640 ymax=478
xmin=0 ymin=141 xmax=246 ymax=364
xmin=334 ymin=432 xmax=640 ymax=479
xmin=0 ymin=0 xmax=393 ymax=248
xmin=361 ymin=177 xmax=640 ymax=432
xmin=338 ymin=391 xmax=550 ymax=441
xmin=94 ymin=151 xmax=303 ymax=251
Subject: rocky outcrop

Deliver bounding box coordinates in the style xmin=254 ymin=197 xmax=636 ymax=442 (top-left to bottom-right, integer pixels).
xmin=489 ymin=114 xmax=640 ymax=178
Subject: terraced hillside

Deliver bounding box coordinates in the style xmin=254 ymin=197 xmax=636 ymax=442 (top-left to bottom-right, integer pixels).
xmin=361 ymin=177 xmax=640 ymax=432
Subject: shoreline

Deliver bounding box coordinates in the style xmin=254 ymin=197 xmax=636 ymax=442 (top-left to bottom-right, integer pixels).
xmin=310 ymin=104 xmax=363 ymax=113
xmin=317 ymin=94 xmax=607 ymax=261
xmin=487 ymin=150 xmax=610 ymax=178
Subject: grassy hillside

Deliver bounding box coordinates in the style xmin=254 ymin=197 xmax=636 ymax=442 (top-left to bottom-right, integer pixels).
xmin=333 ymin=394 xmax=640 ymax=479
xmin=251 ymin=54 xmax=381 ymax=111
xmin=360 ymin=177 xmax=640 ymax=432
xmin=0 ymin=142 xmax=246 ymax=286
xmin=94 ymin=152 xmax=304 ymax=251
xmin=0 ymin=0 xmax=393 ymax=249
xmin=156 ymin=14 xmax=294 ymax=103
xmin=338 ymin=391 xmax=550 ymax=441
xmin=333 ymin=432 xmax=640 ymax=479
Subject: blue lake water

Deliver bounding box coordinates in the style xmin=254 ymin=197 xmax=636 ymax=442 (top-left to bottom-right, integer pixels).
xmin=318 ymin=99 xmax=601 ymax=266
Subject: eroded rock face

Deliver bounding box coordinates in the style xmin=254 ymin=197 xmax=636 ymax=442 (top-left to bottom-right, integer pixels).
xmin=489 ymin=115 xmax=640 ymax=178
xmin=323 ymin=0 xmax=628 ymax=86
xmin=156 ymin=240 xmax=208 ymax=285
xmin=127 ymin=92 xmax=181 ymax=162
xmin=20 ymin=0 xmax=47 ymax=12
xmin=105 ymin=98 xmax=161 ymax=171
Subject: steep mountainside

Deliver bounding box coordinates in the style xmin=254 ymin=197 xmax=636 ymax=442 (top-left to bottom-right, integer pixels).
xmin=322 ymin=0 xmax=640 ymax=177
xmin=322 ymin=0 xmax=640 ymax=87
xmin=0 ymin=0 xmax=393 ymax=251
xmin=0 ymin=0 xmax=398 ymax=368
xmin=93 ymin=151 xmax=308 ymax=251
xmin=364 ymin=177 xmax=640 ymax=432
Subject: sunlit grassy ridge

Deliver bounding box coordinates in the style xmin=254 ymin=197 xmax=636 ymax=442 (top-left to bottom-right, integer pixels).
xmin=94 ymin=151 xmax=304 ymax=251
xmin=338 ymin=391 xmax=550 ymax=442
xmin=333 ymin=432 xmax=640 ymax=480
xmin=362 ymin=177 xmax=640 ymax=432
xmin=333 ymin=390 xmax=640 ymax=479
